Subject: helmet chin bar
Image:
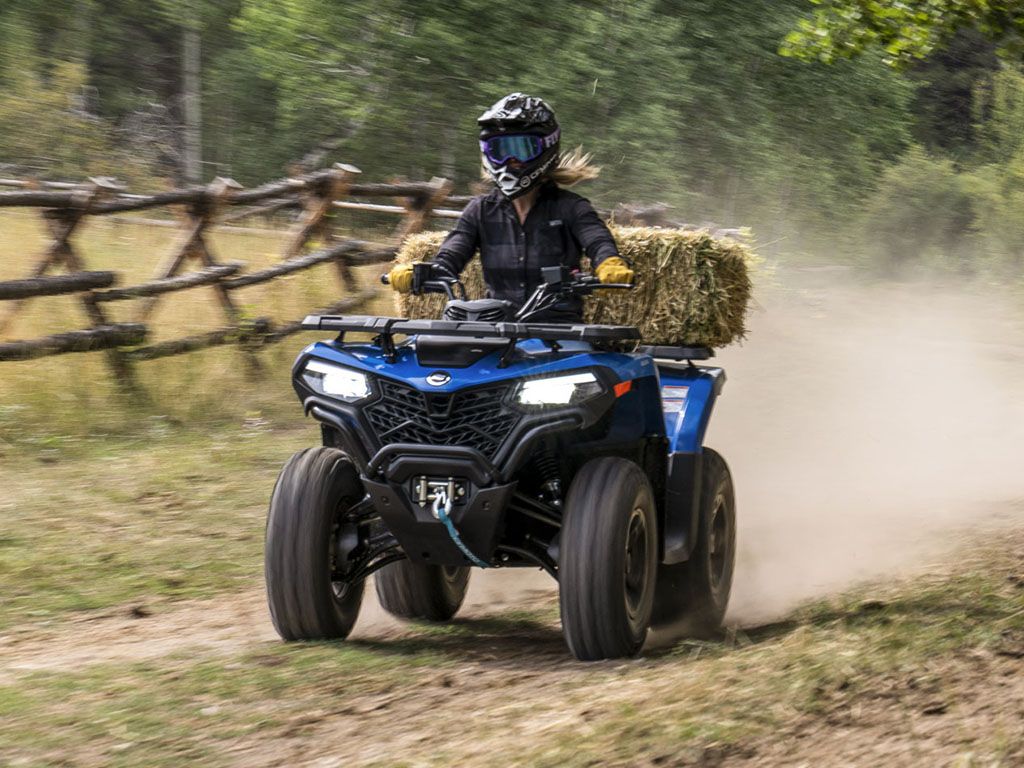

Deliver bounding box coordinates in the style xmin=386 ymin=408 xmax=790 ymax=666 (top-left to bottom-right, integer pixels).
xmin=484 ymin=152 xmax=560 ymax=200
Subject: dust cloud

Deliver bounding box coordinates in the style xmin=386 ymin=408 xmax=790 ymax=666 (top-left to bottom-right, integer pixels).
xmin=713 ymin=266 xmax=1024 ymax=624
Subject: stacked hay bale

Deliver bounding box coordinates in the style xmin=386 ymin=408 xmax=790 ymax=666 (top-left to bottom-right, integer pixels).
xmin=394 ymin=225 xmax=755 ymax=348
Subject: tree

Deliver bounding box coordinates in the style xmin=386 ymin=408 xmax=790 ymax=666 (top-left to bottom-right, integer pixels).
xmin=781 ymin=0 xmax=1024 ymax=66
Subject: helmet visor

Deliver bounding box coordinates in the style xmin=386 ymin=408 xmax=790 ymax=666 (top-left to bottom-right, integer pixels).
xmin=480 ymin=134 xmax=546 ymax=165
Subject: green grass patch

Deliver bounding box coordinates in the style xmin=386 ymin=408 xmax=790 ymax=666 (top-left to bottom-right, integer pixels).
xmin=0 ymin=423 xmax=316 ymax=630
xmin=0 ymin=641 xmax=442 ymax=767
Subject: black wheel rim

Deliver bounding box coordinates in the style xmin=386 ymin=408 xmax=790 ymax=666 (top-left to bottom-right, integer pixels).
xmin=330 ymin=501 xmax=355 ymax=602
xmin=708 ymin=492 xmax=729 ymax=594
xmin=623 ymin=506 xmax=650 ymax=626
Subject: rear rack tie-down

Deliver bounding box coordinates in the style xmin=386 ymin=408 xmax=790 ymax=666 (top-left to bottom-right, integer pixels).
xmin=432 ymin=486 xmax=490 ymax=568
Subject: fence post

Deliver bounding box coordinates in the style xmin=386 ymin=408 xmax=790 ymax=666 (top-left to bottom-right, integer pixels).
xmin=392 ymin=176 xmax=453 ymax=243
xmin=0 ymin=178 xmax=140 ymax=389
xmin=281 ymin=163 xmax=361 ymax=260
xmin=0 ymin=180 xmax=118 ymax=336
xmin=64 ymin=180 xmax=141 ymax=389
xmin=134 ymin=177 xmax=265 ymax=373
xmin=323 ymin=164 xmax=362 ymax=292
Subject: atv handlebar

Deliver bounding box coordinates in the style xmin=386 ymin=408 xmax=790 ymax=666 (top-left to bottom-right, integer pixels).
xmin=380 ymin=262 xmax=633 ymax=321
xmin=380 ymin=263 xmax=466 ymax=300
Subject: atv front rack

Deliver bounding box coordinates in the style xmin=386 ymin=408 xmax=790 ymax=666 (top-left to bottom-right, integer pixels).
xmin=302 ymin=314 xmax=642 ymax=347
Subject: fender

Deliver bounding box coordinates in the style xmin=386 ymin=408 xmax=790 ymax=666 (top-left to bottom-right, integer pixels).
xmin=657 ymin=362 xmax=726 ymax=564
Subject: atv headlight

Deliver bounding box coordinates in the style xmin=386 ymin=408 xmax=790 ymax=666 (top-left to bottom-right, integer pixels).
xmin=301 ymin=359 xmax=371 ymax=402
xmin=514 ymin=371 xmax=603 ymax=407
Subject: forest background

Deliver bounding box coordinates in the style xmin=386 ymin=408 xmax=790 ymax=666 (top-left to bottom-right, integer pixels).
xmin=3 ymin=0 xmax=1024 ymax=275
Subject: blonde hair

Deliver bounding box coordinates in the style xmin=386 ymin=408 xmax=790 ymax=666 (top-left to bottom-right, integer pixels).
xmin=549 ymin=146 xmax=601 ymax=186
xmin=479 ymin=145 xmax=601 ymax=188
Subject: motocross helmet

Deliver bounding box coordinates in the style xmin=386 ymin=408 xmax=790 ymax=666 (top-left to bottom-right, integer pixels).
xmin=478 ymin=92 xmax=560 ymax=199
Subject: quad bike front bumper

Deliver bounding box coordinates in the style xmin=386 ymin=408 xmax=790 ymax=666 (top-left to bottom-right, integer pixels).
xmin=361 ymin=443 xmax=517 ymax=566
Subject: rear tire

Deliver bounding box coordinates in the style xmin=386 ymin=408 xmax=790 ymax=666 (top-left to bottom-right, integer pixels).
xmin=651 ymin=448 xmax=736 ymax=635
xmin=265 ymin=447 xmax=365 ymax=641
xmin=375 ymin=561 xmax=470 ymax=621
xmin=560 ymin=457 xmax=658 ymax=661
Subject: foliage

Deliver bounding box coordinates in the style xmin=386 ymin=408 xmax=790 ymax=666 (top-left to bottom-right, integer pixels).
xmin=909 ymin=28 xmax=1000 ymax=155
xmin=0 ymin=57 xmax=153 ymax=184
xmin=860 ymin=146 xmax=975 ymax=271
xmin=782 ymin=0 xmax=1024 ymax=66
xmin=1 ymin=0 xmax=1024 ymax=275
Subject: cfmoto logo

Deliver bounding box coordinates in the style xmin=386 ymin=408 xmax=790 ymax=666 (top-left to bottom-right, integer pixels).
xmin=426 ymin=371 xmax=451 ymax=386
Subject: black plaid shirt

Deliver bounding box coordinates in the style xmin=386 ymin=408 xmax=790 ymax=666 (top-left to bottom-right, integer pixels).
xmin=434 ymin=182 xmax=620 ymax=321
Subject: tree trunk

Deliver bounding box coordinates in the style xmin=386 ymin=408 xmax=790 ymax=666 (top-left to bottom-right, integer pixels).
xmin=182 ymin=27 xmax=203 ymax=184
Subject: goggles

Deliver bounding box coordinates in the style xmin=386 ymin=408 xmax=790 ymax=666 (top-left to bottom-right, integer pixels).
xmin=480 ymin=128 xmax=559 ymax=165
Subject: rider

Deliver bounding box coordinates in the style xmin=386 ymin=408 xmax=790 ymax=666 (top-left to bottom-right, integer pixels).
xmin=387 ymin=92 xmax=633 ymax=322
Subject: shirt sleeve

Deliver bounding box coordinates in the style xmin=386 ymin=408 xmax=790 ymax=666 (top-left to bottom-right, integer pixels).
xmin=434 ymin=197 xmax=481 ymax=276
xmin=568 ymin=196 xmax=622 ymax=266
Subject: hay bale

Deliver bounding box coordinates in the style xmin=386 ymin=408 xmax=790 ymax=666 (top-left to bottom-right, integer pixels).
xmin=393 ymin=225 xmax=755 ymax=348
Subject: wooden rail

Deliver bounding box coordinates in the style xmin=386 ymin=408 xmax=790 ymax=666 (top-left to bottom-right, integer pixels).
xmin=0 ymin=324 xmax=147 ymax=362
xmin=0 ymin=165 xmax=452 ymax=390
xmin=0 ymin=271 xmax=116 ymax=300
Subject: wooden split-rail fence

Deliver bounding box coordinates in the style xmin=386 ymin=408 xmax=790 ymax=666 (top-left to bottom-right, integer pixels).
xmin=0 ymin=165 xmax=686 ymax=391
xmin=0 ymin=165 xmax=462 ymax=389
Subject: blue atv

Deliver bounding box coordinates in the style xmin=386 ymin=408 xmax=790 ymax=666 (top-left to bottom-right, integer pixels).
xmin=265 ymin=263 xmax=736 ymax=660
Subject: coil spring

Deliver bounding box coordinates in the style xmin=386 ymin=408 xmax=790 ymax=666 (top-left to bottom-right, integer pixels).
xmin=535 ymin=445 xmax=559 ymax=487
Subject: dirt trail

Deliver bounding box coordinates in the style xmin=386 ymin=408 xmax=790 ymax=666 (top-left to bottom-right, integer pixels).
xmin=0 ymin=571 xmax=555 ymax=683
xmin=3 ymin=271 xmax=1024 ymax=680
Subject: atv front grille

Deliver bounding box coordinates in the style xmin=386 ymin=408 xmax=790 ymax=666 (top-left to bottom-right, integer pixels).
xmin=365 ymin=378 xmax=520 ymax=460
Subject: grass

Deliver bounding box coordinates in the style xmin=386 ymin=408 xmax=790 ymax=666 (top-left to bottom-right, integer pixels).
xmin=0 ymin=643 xmax=443 ymax=767
xmin=0 ymin=529 xmax=1021 ymax=766
xmin=0 ymin=423 xmax=313 ymax=631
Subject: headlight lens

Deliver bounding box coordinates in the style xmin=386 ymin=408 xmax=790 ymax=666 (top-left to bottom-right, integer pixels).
xmin=301 ymin=359 xmax=371 ymax=402
xmin=514 ymin=371 xmax=603 ymax=407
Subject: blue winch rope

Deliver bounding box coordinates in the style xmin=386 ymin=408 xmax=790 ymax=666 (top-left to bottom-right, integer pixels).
xmin=433 ymin=492 xmax=490 ymax=568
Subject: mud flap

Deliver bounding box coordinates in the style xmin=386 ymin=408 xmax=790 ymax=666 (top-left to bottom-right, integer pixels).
xmin=662 ymin=451 xmax=702 ymax=565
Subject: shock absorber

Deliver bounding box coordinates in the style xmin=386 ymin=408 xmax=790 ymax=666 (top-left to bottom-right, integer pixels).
xmin=535 ymin=445 xmax=563 ymax=508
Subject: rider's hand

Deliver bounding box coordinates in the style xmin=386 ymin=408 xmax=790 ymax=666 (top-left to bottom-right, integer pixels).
xmin=595 ymin=256 xmax=634 ymax=285
xmin=430 ymin=262 xmax=456 ymax=281
xmin=387 ymin=263 xmax=414 ymax=293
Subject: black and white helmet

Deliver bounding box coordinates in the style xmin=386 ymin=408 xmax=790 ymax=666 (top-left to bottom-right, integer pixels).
xmin=478 ymin=93 xmax=561 ymax=199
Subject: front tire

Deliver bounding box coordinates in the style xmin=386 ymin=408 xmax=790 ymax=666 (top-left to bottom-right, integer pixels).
xmin=375 ymin=562 xmax=470 ymax=621
xmin=560 ymin=457 xmax=658 ymax=661
xmin=651 ymin=448 xmax=736 ymax=635
xmin=265 ymin=447 xmax=365 ymax=641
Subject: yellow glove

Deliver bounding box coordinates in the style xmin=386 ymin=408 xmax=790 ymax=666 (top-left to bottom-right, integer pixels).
xmin=595 ymin=256 xmax=634 ymax=285
xmin=387 ymin=263 xmax=414 ymax=293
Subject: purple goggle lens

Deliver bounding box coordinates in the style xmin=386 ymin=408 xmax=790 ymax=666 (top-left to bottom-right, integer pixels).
xmin=480 ymin=130 xmax=558 ymax=165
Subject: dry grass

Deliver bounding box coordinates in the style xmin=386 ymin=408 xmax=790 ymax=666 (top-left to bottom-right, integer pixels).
xmin=396 ymin=226 xmax=757 ymax=347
